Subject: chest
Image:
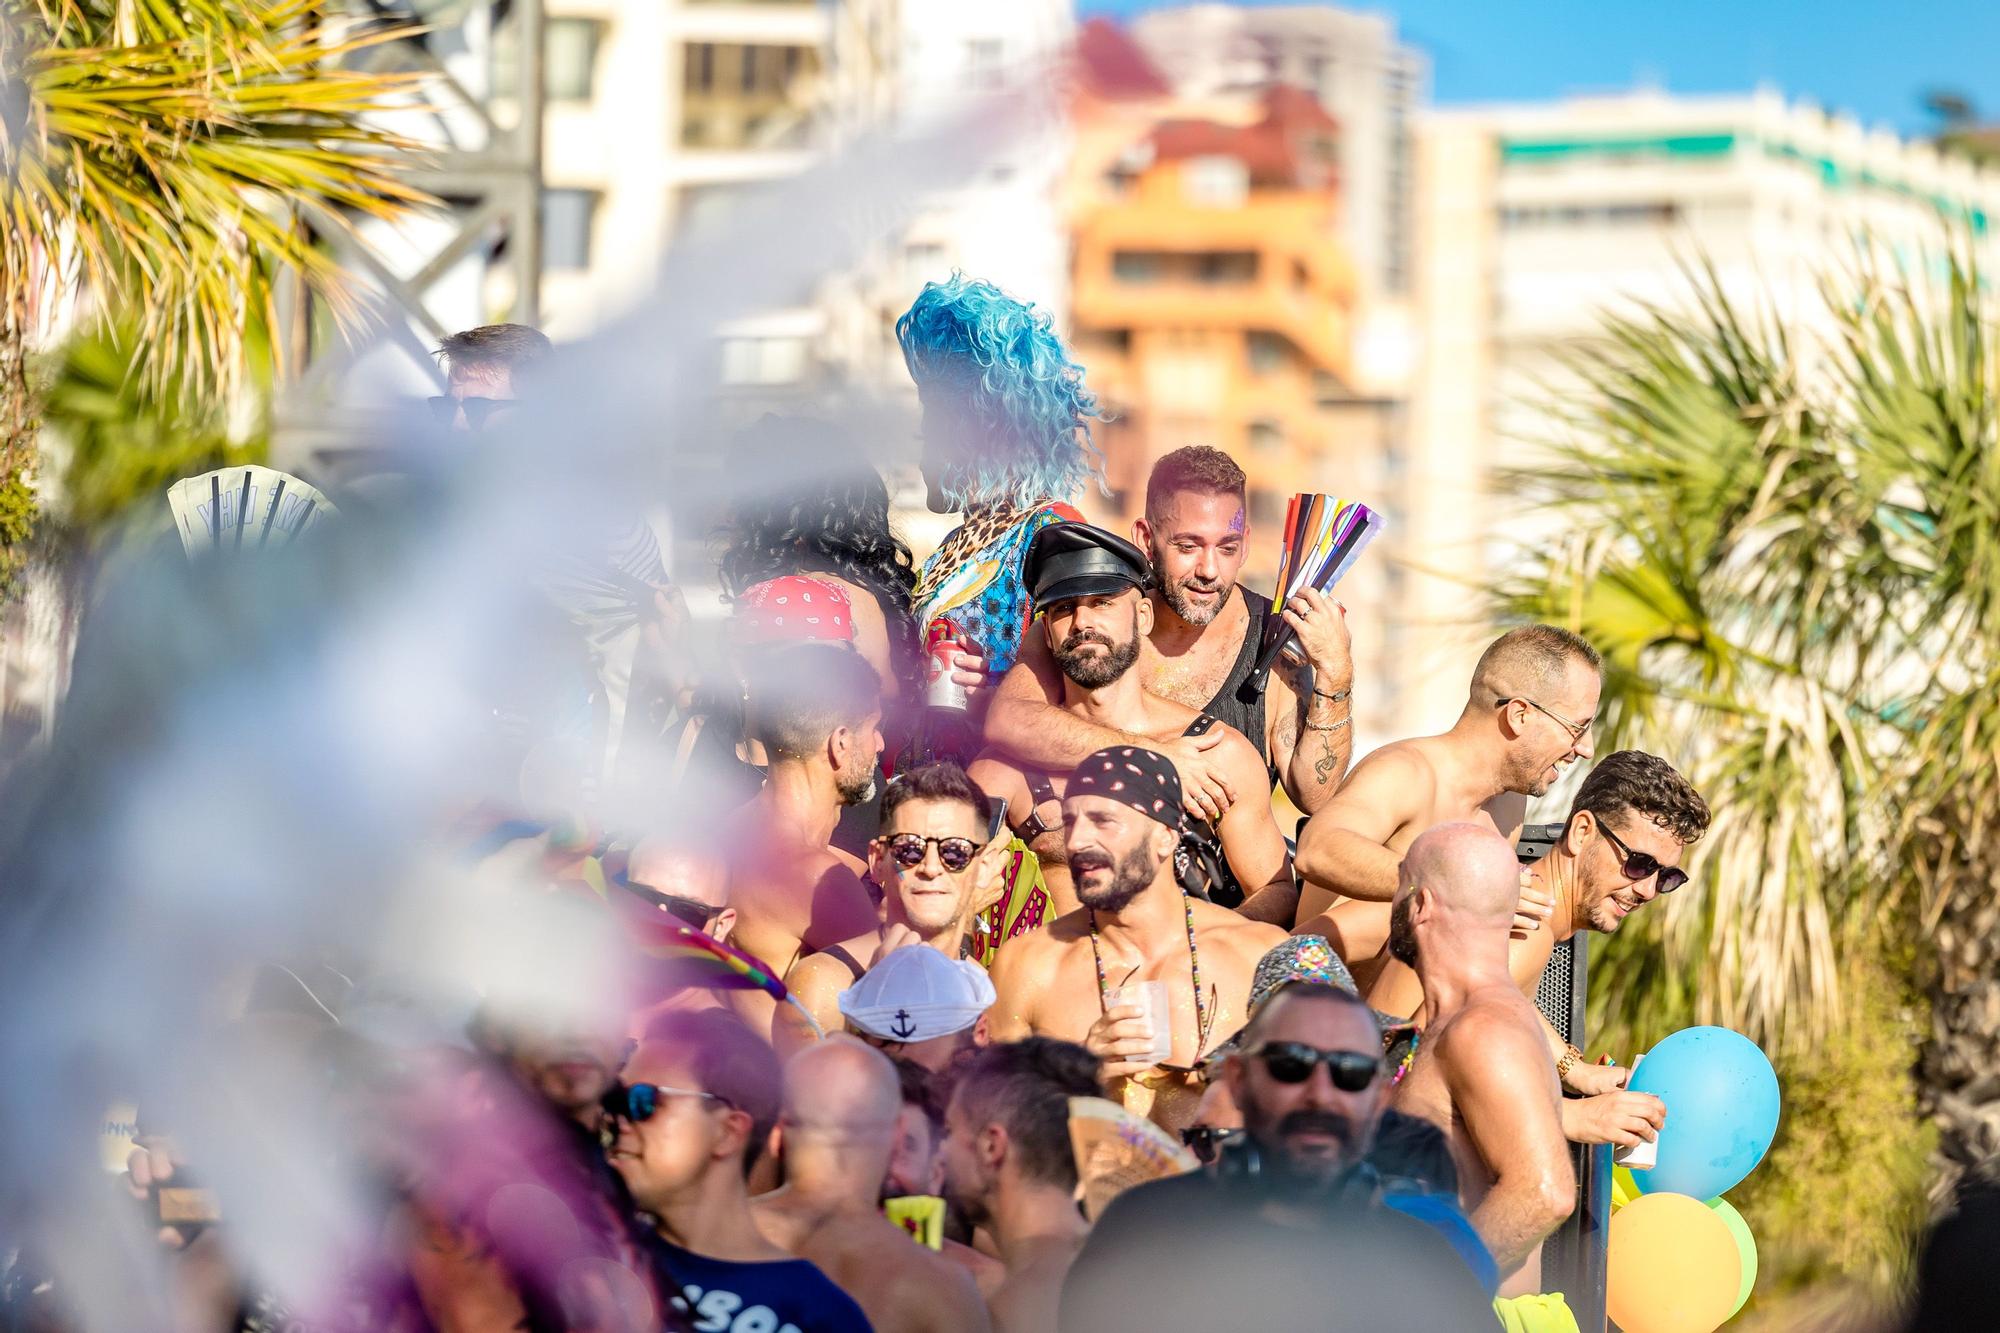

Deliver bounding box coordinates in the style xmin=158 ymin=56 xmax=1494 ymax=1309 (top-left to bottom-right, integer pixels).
xmin=1146 ymin=631 xmax=1246 ymax=711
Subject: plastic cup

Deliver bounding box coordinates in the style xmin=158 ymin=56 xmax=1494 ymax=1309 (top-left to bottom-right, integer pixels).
xmin=1614 ymin=1051 xmax=1659 ymax=1170
xmin=1103 ymin=980 xmax=1173 ymax=1065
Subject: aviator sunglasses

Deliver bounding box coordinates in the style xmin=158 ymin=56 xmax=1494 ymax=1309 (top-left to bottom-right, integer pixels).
xmin=879 ymin=832 xmax=980 ymax=872
xmin=1246 ymin=1042 xmax=1383 ymax=1092
xmin=1593 ymin=819 xmax=1688 ymax=895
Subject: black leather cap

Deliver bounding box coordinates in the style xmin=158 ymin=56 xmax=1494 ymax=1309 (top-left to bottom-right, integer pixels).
xmin=1025 ymin=523 xmax=1151 ymax=608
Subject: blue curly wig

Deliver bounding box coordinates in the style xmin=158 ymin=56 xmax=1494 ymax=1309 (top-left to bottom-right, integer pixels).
xmin=896 ymin=273 xmax=1108 ymax=511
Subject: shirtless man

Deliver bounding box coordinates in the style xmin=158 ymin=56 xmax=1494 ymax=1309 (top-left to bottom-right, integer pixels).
xmin=1294 ymin=624 xmax=1602 ymax=993
xmin=1385 ymin=824 xmax=1573 ymax=1289
xmin=725 ymin=643 xmax=888 ymax=1038
xmin=1505 ymin=750 xmax=1708 ymax=1142
xmin=778 ymin=761 xmax=1009 ymax=1053
xmin=987 ymin=446 xmax=1356 ymax=822
xmin=752 ymin=1037 xmax=993 ymax=1333
xmin=942 ymin=1038 xmax=1102 ymax=1333
xmin=988 ymin=745 xmax=1287 ymax=1132
xmin=970 ymin=523 xmax=1293 ymax=921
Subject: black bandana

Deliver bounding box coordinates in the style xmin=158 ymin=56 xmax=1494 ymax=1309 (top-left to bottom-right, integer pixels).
xmin=1070 ymin=746 xmax=1182 ymax=827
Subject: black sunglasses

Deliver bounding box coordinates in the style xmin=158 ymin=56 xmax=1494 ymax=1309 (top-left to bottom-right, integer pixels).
xmin=427 ymin=395 xmax=510 ymax=429
xmin=1180 ymin=1125 xmax=1244 ymax=1165
xmin=1246 ymin=1042 xmax=1382 ymax=1092
xmin=1593 ymin=820 xmax=1688 ymax=895
xmin=880 ymin=832 xmax=979 ymax=872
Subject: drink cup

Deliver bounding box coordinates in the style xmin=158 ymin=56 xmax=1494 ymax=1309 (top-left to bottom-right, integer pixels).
xmin=1103 ymin=980 xmax=1173 ymax=1066
xmin=1614 ymin=1051 xmax=1659 ymax=1169
xmin=924 ymin=619 xmax=969 ymax=711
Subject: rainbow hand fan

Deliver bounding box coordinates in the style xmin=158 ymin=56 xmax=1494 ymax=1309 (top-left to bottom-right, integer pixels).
xmin=1254 ymin=493 xmax=1386 ymax=679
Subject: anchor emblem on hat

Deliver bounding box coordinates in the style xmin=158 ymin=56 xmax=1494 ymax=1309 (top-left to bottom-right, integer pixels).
xmin=889 ymin=1008 xmax=916 ymax=1040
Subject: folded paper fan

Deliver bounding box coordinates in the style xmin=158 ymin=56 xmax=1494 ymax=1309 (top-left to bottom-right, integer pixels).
xmin=168 ymin=465 xmax=337 ymax=559
xmin=1067 ymin=1096 xmax=1199 ymax=1221
xmin=1254 ymin=492 xmax=1386 ymax=678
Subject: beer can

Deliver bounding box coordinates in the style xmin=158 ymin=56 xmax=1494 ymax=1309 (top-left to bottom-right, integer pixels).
xmin=924 ymin=618 xmax=969 ymax=711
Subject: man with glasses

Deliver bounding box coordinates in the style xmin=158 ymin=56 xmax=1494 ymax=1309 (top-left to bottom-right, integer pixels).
xmin=1295 ymin=629 xmax=1606 ymax=1032
xmin=1059 ymin=981 xmax=1494 ymax=1331
xmin=1384 ymin=822 xmax=1574 ymax=1293
xmin=940 ymin=1038 xmax=1102 ymax=1333
xmin=752 ymin=1037 xmax=991 ymax=1333
xmin=777 ymin=762 xmax=1010 ymax=1052
xmin=606 ymin=1009 xmax=871 ymax=1333
xmin=1510 ymin=750 xmax=1709 ymax=1148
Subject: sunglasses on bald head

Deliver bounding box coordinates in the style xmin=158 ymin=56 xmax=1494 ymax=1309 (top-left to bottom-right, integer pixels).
xmin=1591 ymin=818 xmax=1688 ymax=894
xmin=878 ymin=832 xmax=980 ymax=872
xmin=1245 ymin=1042 xmax=1382 ymax=1092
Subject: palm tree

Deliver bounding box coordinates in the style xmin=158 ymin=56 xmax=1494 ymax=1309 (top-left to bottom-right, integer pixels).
xmin=0 ymin=0 xmax=427 ymax=592
xmin=1488 ymin=248 xmax=1998 ymax=1287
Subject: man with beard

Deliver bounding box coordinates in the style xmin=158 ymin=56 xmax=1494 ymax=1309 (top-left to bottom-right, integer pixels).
xmin=724 ymin=643 xmax=888 ymax=1041
xmin=751 ymin=1037 xmax=992 ymax=1333
xmin=1295 ymin=624 xmax=1603 ymax=1003
xmin=941 ymin=1039 xmax=1103 ymax=1333
xmin=987 ymin=447 xmax=1356 ymax=821
xmin=1384 ymin=823 xmax=1574 ymax=1291
xmin=988 ymin=745 xmax=1287 ymax=1132
xmin=778 ymin=761 xmax=1010 ymax=1052
xmin=1058 ymin=982 xmax=1495 ymax=1331
xmin=969 ymin=524 xmax=1292 ymax=920
xmin=1371 ymin=750 xmax=1709 ymax=1141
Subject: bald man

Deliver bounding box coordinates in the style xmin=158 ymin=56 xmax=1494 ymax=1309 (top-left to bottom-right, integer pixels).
xmin=752 ymin=1037 xmax=994 ymax=1333
xmin=1385 ymin=824 xmax=1572 ymax=1291
xmin=1294 ymin=625 xmax=1602 ymax=998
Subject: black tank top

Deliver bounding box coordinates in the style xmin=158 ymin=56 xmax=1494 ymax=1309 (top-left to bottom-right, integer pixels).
xmin=1201 ymin=587 xmax=1275 ymax=779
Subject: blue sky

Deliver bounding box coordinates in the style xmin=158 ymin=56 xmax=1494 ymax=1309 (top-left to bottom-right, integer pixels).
xmin=1081 ymin=0 xmax=2000 ymax=137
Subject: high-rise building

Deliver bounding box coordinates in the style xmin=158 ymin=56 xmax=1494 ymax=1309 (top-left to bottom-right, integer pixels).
xmin=1401 ymin=90 xmax=2000 ymax=735
xmin=1129 ymin=3 xmax=1426 ymax=307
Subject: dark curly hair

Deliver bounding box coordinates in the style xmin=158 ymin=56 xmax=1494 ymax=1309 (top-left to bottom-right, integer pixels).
xmin=715 ymin=415 xmax=920 ymax=696
xmin=1571 ymin=749 xmax=1711 ymax=844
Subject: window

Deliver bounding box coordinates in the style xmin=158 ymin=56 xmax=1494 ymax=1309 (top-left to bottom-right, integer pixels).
xmin=1499 ymin=201 xmax=1680 ymax=229
xmin=1246 ymin=332 xmax=1285 ymax=375
xmin=1247 ymin=420 xmax=1283 ymax=454
xmin=542 ymin=188 xmax=599 ymax=270
xmin=720 ymin=336 xmax=809 ymax=386
xmin=685 ymin=42 xmax=716 ymax=92
xmin=905 ymin=242 xmax=946 ymax=288
xmin=1182 ymin=156 xmax=1248 ymax=207
xmin=1249 ymin=488 xmax=1287 ymax=530
xmin=545 ymin=18 xmax=604 ymax=102
xmin=965 ymin=37 xmax=1003 ymax=90
xmin=1194 ymin=251 xmax=1257 ymax=284
xmin=1113 ymin=251 xmax=1164 ymax=284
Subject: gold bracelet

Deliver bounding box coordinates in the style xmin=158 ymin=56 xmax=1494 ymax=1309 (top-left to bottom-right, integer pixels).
xmin=1555 ymin=1044 xmax=1584 ymax=1084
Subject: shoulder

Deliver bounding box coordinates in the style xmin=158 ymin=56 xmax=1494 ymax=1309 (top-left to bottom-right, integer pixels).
xmin=967 ymin=750 xmax=1026 ymax=794
xmin=788 ymin=939 xmax=869 ymax=992
xmin=1079 ymin=1171 xmax=1216 ymax=1249
xmin=1194 ymin=903 xmax=1287 ymax=957
xmin=1350 ymin=738 xmax=1441 ymax=784
xmin=795 ymin=1262 xmax=872 ymax=1330
xmin=1439 ymin=993 xmax=1544 ymax=1062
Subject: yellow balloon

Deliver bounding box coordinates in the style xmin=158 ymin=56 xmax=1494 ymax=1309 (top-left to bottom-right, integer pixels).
xmin=1607 ymin=1192 xmax=1742 ymax=1333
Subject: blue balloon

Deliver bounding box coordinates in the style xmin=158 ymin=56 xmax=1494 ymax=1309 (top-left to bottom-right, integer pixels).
xmin=1628 ymin=1026 xmax=1780 ymax=1200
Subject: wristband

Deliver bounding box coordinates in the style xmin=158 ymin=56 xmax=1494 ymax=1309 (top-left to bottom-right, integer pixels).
xmin=1313 ymin=686 xmax=1352 ymax=704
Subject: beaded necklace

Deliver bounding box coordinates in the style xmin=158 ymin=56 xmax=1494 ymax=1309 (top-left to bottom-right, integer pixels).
xmin=1389 ymin=1028 xmax=1422 ymax=1087
xmin=1087 ymin=894 xmax=1212 ymax=1058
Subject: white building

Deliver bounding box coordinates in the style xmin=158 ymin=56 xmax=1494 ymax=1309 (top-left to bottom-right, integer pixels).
xmin=1398 ymin=89 xmax=2000 ymax=734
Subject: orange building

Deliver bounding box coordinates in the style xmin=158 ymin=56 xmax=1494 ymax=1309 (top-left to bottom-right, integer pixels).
xmin=1068 ymin=53 xmax=1360 ymax=588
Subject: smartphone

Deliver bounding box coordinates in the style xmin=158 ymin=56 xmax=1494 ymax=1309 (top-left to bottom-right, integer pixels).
xmin=988 ymin=796 xmax=1010 ymax=842
xmin=152 ymin=1176 xmax=222 ymax=1227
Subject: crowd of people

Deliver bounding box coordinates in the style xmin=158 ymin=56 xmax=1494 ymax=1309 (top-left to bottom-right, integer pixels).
xmin=24 ymin=274 xmax=1732 ymax=1332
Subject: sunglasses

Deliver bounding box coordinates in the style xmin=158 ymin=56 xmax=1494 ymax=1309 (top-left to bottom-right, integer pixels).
xmin=650 ymin=894 xmax=722 ymax=931
xmin=1594 ymin=820 xmax=1688 ymax=895
xmin=879 ymin=832 xmax=980 ymax=872
xmin=1497 ymin=696 xmax=1593 ymax=743
xmin=427 ymin=395 xmax=511 ymax=429
xmin=600 ymin=1081 xmax=729 ymax=1125
xmin=1246 ymin=1042 xmax=1382 ymax=1092
xmin=1180 ymin=1125 xmax=1244 ymax=1165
